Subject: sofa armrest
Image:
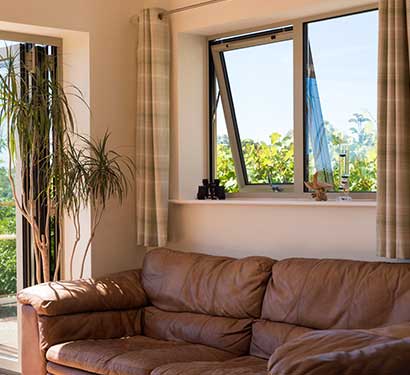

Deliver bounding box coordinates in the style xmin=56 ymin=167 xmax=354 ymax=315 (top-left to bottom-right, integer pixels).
xmin=18 ymin=270 xmax=148 ymax=375
xmin=17 ymin=269 xmax=148 ymax=316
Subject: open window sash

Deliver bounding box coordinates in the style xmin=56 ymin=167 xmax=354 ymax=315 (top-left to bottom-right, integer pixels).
xmin=210 ymin=28 xmax=295 ymax=192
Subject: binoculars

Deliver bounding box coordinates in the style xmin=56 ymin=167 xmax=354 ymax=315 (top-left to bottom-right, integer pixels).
xmin=197 ymin=179 xmax=226 ymax=200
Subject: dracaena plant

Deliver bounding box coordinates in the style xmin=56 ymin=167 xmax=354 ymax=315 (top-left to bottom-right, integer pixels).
xmin=0 ymin=46 xmax=133 ymax=283
xmin=63 ymin=133 xmax=133 ymax=279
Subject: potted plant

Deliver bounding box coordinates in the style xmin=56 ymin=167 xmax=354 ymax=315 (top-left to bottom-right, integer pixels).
xmin=0 ymin=47 xmax=133 ymax=282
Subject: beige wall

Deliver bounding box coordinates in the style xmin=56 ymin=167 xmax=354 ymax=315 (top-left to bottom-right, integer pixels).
xmin=0 ymin=0 xmax=146 ymax=278
xmin=162 ymin=0 xmax=384 ymax=261
xmin=168 ymin=201 xmax=378 ymax=261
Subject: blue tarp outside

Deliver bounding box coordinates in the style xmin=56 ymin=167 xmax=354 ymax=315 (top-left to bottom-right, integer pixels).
xmin=306 ymin=44 xmax=333 ymax=184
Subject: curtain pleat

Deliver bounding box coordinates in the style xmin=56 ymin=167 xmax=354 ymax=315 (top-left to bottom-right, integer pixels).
xmin=377 ymin=0 xmax=410 ymax=258
xmin=136 ymin=8 xmax=170 ymax=247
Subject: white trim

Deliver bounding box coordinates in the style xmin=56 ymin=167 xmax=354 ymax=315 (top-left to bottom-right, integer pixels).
xmin=293 ymin=20 xmax=304 ymax=195
xmin=170 ymin=199 xmax=376 ymax=208
xmin=0 ymin=30 xmax=61 ymax=48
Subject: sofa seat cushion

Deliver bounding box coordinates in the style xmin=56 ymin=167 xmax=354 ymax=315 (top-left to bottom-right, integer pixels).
xmin=46 ymin=335 xmax=236 ymax=375
xmin=268 ymin=329 xmax=410 ymax=375
xmin=151 ymin=356 xmax=267 ymax=375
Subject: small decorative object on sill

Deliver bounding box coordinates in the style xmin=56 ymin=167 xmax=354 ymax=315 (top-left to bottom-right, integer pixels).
xmin=197 ymin=179 xmax=226 ymax=200
xmin=304 ymin=172 xmax=333 ymax=201
xmin=337 ymin=143 xmax=352 ymax=201
xmin=268 ymin=172 xmax=284 ymax=192
xmin=271 ymin=185 xmax=283 ymax=193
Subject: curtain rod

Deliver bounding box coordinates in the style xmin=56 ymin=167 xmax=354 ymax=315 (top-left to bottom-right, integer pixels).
xmin=158 ymin=0 xmax=232 ymax=19
xmin=130 ymin=0 xmax=231 ymax=24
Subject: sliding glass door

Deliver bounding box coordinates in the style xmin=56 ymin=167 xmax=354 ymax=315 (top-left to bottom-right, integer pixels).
xmin=0 ymin=35 xmax=61 ymax=374
xmin=0 ymin=40 xmax=20 ymax=373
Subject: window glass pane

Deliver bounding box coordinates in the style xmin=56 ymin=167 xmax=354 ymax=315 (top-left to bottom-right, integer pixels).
xmin=305 ymin=10 xmax=378 ymax=192
xmin=223 ymin=39 xmax=294 ymax=184
xmin=215 ymin=83 xmax=239 ymax=192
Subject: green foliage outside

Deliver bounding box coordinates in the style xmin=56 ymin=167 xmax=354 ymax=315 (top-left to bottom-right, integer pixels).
xmin=217 ymin=113 xmax=377 ymax=193
xmin=0 ymin=134 xmax=16 ymax=296
xmin=0 ymin=239 xmax=16 ymax=296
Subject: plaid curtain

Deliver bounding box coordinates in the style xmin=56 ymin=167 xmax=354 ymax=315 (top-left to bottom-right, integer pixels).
xmin=377 ymin=0 xmax=410 ymax=258
xmin=136 ymin=8 xmax=170 ymax=247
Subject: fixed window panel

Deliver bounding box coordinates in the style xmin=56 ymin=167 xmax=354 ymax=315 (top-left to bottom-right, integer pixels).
xmin=304 ymin=10 xmax=378 ymax=192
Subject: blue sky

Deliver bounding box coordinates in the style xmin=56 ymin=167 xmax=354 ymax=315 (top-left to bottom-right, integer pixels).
xmin=0 ymin=41 xmax=20 ymax=168
xmin=217 ymin=10 xmax=378 ymax=142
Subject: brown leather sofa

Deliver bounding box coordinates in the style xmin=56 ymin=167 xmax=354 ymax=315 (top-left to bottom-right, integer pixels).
xmin=17 ymin=248 xmax=410 ymax=375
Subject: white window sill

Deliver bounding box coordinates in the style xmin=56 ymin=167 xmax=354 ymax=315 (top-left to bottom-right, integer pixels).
xmin=169 ymin=198 xmax=376 ymax=208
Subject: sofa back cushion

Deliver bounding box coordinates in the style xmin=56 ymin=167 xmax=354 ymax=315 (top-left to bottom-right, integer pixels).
xmin=143 ymin=306 xmax=252 ymax=355
xmin=142 ymin=248 xmax=274 ymax=319
xmin=262 ymin=258 xmax=410 ymax=330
